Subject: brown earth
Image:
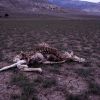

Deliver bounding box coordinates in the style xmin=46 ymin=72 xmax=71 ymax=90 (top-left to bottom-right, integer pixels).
xmin=0 ymin=19 xmax=100 ymax=100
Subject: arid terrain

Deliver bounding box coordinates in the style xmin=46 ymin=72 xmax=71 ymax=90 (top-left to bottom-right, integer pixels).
xmin=0 ymin=18 xmax=100 ymax=100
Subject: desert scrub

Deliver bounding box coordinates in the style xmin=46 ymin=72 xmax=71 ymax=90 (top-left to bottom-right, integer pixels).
xmin=48 ymin=64 xmax=61 ymax=74
xmin=42 ymin=77 xmax=57 ymax=88
xmin=10 ymin=94 xmax=20 ymax=100
xmin=10 ymin=72 xmax=38 ymax=100
xmin=66 ymin=93 xmax=89 ymax=100
xmin=88 ymin=81 xmax=100 ymax=95
xmin=49 ymin=68 xmax=60 ymax=75
xmin=74 ymin=68 xmax=94 ymax=78
xmin=34 ymin=76 xmax=43 ymax=84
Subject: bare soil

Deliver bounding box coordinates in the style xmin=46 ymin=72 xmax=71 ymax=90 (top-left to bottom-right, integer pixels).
xmin=0 ymin=19 xmax=100 ymax=100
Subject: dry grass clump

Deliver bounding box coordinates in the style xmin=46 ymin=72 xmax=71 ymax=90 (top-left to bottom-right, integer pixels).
xmin=11 ymin=72 xmax=38 ymax=100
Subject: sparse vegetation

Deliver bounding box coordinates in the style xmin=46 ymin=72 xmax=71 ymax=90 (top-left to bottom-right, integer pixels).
xmin=42 ymin=77 xmax=57 ymax=88
xmin=0 ymin=19 xmax=100 ymax=100
xmin=66 ymin=94 xmax=88 ymax=100
xmin=48 ymin=64 xmax=61 ymax=74
xmin=11 ymin=94 xmax=20 ymax=100
xmin=74 ymin=68 xmax=94 ymax=77
xmin=33 ymin=76 xmax=43 ymax=84
xmin=88 ymin=81 xmax=100 ymax=95
xmin=11 ymin=72 xmax=38 ymax=100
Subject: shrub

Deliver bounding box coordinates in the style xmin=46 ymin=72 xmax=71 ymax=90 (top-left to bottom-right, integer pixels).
xmin=11 ymin=73 xmax=38 ymax=100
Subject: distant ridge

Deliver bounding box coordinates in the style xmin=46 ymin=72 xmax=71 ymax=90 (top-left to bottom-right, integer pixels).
xmin=49 ymin=0 xmax=100 ymax=15
xmin=0 ymin=0 xmax=100 ymax=19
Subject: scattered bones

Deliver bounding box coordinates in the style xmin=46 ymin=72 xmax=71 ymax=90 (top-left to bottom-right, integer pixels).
xmin=0 ymin=43 xmax=85 ymax=72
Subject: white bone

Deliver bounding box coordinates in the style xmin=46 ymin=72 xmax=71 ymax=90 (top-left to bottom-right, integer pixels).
xmin=0 ymin=59 xmax=42 ymax=72
xmin=16 ymin=64 xmax=42 ymax=72
xmin=72 ymin=55 xmax=85 ymax=62
xmin=43 ymin=60 xmax=65 ymax=64
xmin=13 ymin=55 xmax=22 ymax=62
xmin=23 ymin=67 xmax=42 ymax=72
xmin=0 ymin=60 xmax=26 ymax=72
xmin=31 ymin=53 xmax=44 ymax=60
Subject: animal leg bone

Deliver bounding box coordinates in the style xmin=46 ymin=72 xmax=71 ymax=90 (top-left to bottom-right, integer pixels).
xmin=43 ymin=60 xmax=65 ymax=64
xmin=17 ymin=64 xmax=42 ymax=72
xmin=0 ymin=60 xmax=26 ymax=72
xmin=23 ymin=67 xmax=42 ymax=72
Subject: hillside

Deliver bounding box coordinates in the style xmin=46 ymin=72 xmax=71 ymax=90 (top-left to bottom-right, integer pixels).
xmin=0 ymin=0 xmax=67 ymax=17
xmin=0 ymin=0 xmax=92 ymax=19
xmin=49 ymin=0 xmax=100 ymax=16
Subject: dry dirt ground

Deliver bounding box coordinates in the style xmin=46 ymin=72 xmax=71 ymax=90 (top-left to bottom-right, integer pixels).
xmin=0 ymin=19 xmax=100 ymax=100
